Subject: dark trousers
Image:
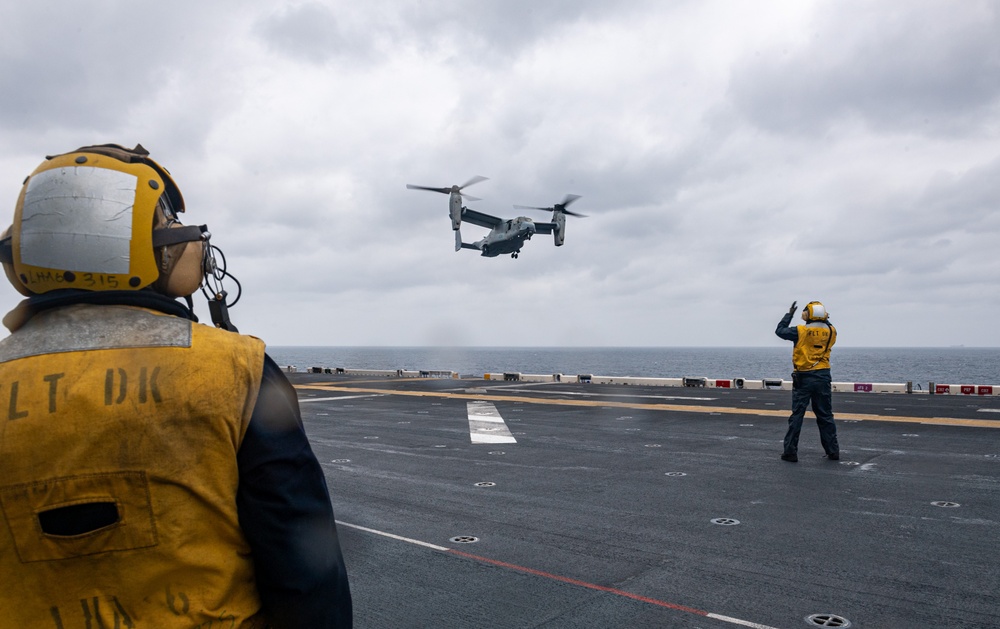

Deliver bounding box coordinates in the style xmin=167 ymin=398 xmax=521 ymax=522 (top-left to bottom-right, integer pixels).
xmin=784 ymin=369 xmax=839 ymax=456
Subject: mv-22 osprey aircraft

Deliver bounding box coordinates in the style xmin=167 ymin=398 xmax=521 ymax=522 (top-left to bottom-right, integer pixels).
xmin=406 ymin=176 xmax=585 ymax=258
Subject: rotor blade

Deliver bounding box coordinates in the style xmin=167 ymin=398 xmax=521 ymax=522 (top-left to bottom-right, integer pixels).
xmin=462 ymin=194 xmax=481 ymax=202
xmin=406 ymin=184 xmax=451 ymax=194
xmin=515 ymin=194 xmax=583 ymax=213
xmin=554 ymin=194 xmax=585 ymax=217
xmin=460 ymin=175 xmax=489 ymax=190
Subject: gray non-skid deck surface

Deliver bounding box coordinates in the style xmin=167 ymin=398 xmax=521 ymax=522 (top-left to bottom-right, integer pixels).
xmin=288 ymin=374 xmax=1000 ymax=629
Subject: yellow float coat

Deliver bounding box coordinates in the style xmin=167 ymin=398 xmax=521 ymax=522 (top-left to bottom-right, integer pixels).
xmin=792 ymin=322 xmax=837 ymax=372
xmin=0 ymin=304 xmax=267 ymax=628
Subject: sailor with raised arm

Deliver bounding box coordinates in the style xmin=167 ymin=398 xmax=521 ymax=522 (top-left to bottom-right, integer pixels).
xmin=775 ymin=300 xmax=840 ymax=463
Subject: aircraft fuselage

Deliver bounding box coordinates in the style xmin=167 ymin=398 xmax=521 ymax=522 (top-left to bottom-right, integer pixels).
xmin=475 ymin=217 xmax=536 ymax=257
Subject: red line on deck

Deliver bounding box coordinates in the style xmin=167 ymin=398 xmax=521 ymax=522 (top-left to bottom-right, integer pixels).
xmin=447 ymin=548 xmax=709 ymax=616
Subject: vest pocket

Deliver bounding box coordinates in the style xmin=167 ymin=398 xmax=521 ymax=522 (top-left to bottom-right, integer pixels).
xmin=38 ymin=501 xmax=121 ymax=537
xmin=0 ymin=471 xmax=157 ymax=562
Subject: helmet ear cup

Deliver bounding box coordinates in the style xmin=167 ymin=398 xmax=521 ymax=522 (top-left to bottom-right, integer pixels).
xmin=164 ymin=239 xmax=204 ymax=297
xmin=153 ymin=222 xmax=204 ymax=297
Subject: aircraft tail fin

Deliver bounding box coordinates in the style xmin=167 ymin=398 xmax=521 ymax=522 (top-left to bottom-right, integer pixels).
xmin=455 ymin=229 xmax=478 ymax=251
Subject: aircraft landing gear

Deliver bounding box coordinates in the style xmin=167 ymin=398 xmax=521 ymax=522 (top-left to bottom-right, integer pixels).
xmin=512 ymin=251 xmax=519 ymax=259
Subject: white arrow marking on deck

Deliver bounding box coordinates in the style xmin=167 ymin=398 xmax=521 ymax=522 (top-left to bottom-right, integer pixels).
xmin=467 ymin=400 xmax=517 ymax=444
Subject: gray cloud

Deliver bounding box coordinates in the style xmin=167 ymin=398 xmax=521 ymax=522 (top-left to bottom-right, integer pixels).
xmin=255 ymin=3 xmax=372 ymax=64
xmin=0 ymin=1 xmax=998 ymax=347
xmin=729 ymin=1 xmax=1000 ymax=135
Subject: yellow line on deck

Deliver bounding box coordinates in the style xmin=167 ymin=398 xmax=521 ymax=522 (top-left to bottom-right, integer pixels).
xmin=294 ymin=383 xmax=1000 ymax=429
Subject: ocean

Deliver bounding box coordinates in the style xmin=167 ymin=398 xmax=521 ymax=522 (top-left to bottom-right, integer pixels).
xmin=267 ymin=346 xmax=1000 ymax=387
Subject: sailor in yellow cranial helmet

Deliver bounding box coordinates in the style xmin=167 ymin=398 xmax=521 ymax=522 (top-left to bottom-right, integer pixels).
xmin=0 ymin=144 xmax=352 ymax=628
xmin=774 ymin=300 xmax=840 ymax=463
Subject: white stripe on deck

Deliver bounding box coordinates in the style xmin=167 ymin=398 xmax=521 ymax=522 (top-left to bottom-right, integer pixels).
xmin=336 ymin=519 xmax=782 ymax=629
xmin=497 ymin=387 xmax=718 ymax=402
xmin=336 ymin=521 xmax=449 ymax=551
xmin=300 ymin=394 xmax=386 ymax=403
xmin=467 ymin=400 xmax=517 ymax=444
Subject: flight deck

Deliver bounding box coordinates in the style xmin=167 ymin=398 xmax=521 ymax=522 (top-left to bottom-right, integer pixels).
xmin=288 ymin=373 xmax=1000 ymax=629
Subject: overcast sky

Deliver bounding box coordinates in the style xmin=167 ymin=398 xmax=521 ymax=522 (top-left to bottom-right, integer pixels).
xmin=1 ymin=1 xmax=998 ymax=347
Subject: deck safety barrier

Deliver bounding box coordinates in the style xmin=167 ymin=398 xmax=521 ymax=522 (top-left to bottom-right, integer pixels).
xmin=286 ymin=366 xmax=998 ymax=394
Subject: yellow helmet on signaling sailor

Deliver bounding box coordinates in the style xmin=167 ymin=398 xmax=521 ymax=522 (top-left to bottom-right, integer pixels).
xmin=802 ymin=301 xmax=829 ymax=322
xmin=1 ymin=144 xmax=206 ymax=298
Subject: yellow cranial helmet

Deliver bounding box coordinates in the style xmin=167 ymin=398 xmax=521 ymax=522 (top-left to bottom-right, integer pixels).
xmin=802 ymin=301 xmax=829 ymax=322
xmin=1 ymin=144 xmax=206 ymax=298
